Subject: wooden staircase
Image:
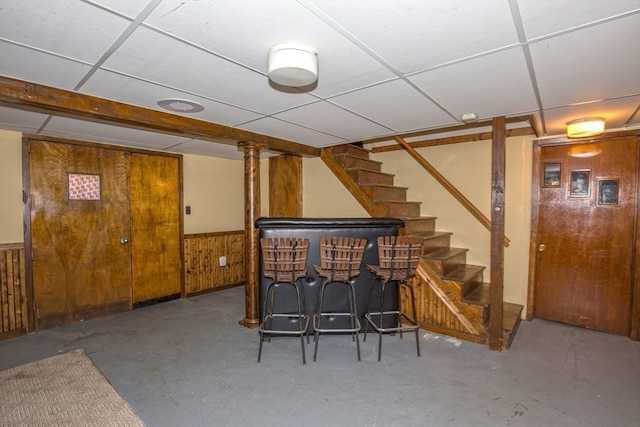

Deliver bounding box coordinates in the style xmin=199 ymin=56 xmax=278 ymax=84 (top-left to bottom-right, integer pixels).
xmin=322 ymin=144 xmax=523 ymax=349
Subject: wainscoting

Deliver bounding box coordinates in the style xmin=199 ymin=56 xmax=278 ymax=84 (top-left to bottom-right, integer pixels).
xmin=0 ymin=230 xmax=245 ymax=340
xmin=183 ymin=231 xmax=244 ymax=296
xmin=0 ymin=243 xmax=27 ymax=339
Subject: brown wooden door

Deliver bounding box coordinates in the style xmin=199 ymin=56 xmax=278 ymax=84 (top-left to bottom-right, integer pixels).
xmin=129 ymin=153 xmax=182 ymax=303
xmin=29 ymin=140 xmax=133 ymax=329
xmin=534 ymin=136 xmax=637 ymax=335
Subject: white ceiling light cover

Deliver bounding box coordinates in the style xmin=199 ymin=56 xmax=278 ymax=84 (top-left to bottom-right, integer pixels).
xmin=268 ymin=43 xmax=318 ymax=87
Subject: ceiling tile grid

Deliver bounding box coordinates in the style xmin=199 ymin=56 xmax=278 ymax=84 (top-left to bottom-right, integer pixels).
xmin=0 ymin=0 xmax=638 ymax=159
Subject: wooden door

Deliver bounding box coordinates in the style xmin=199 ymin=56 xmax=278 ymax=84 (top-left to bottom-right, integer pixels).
xmin=28 ymin=140 xmax=133 ymax=329
xmin=129 ymin=153 xmax=182 ymax=304
xmin=533 ymin=136 xmax=637 ymax=335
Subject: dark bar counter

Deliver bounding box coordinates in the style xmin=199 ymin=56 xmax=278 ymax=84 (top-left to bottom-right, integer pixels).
xmin=255 ymin=217 xmax=404 ymax=333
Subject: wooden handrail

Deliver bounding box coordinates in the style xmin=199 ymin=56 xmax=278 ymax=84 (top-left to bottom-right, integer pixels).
xmin=394 ymin=136 xmax=510 ymax=247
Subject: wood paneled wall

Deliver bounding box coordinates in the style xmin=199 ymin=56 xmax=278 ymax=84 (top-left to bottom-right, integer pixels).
xmin=184 ymin=231 xmax=245 ymax=295
xmin=0 ymin=243 xmax=27 ymax=338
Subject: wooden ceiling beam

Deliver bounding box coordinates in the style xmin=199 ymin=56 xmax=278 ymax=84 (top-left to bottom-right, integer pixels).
xmin=0 ymin=76 xmax=321 ymax=157
xmin=362 ymin=115 xmax=533 ymax=147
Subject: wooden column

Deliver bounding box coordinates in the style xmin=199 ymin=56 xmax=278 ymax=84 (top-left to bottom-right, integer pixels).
xmin=489 ymin=116 xmax=506 ymax=351
xmin=238 ymin=141 xmax=263 ymax=328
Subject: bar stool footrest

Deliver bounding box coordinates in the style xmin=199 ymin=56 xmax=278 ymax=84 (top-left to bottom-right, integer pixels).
xmin=313 ymin=312 xmax=361 ymax=333
xmin=364 ymin=311 xmax=419 ymax=333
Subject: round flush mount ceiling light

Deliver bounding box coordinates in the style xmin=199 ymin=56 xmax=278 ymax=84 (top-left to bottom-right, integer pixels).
xmin=157 ymin=98 xmax=205 ymax=113
xmin=566 ymin=117 xmax=605 ymax=138
xmin=268 ymin=43 xmax=318 ymax=87
xmin=460 ymin=112 xmax=479 ymax=124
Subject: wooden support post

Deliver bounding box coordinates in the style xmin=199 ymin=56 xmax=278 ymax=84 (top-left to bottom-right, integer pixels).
xmin=489 ymin=117 xmax=506 ymax=351
xmin=238 ymin=141 xmax=263 ymax=328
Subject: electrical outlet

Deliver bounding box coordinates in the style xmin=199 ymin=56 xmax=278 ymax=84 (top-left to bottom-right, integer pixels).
xmin=186 ymin=206 xmax=191 ymax=215
xmin=219 ymin=256 xmax=227 ymax=267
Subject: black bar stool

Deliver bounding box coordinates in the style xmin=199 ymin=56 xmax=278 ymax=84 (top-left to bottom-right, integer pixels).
xmin=313 ymin=236 xmax=367 ymax=362
xmin=258 ymin=237 xmax=310 ymax=364
xmin=364 ymin=236 xmax=424 ymax=362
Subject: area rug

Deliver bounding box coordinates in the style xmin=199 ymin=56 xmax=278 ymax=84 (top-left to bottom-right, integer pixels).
xmin=0 ymin=348 xmax=145 ymax=426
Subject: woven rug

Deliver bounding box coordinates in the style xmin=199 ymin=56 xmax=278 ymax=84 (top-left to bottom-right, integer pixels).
xmin=0 ymin=348 xmax=145 ymax=427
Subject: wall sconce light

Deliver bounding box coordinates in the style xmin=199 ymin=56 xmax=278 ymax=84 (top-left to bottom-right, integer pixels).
xmin=566 ymin=117 xmax=605 ymax=138
xmin=268 ymin=43 xmax=318 ymax=87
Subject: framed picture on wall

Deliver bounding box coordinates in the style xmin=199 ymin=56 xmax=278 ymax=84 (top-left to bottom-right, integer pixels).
xmin=598 ymin=179 xmax=619 ymax=205
xmin=543 ymin=162 xmax=561 ymax=187
xmin=569 ymin=170 xmax=590 ymax=197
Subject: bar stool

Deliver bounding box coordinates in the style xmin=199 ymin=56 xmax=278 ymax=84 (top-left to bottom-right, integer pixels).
xmin=313 ymin=236 xmax=367 ymax=362
xmin=258 ymin=237 xmax=310 ymax=364
xmin=364 ymin=236 xmax=424 ymax=362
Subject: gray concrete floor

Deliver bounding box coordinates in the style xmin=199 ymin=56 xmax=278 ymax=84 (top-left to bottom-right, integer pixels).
xmin=1 ymin=286 xmax=639 ymax=427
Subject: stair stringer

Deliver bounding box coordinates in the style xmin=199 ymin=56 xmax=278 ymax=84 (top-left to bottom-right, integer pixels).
xmin=320 ymin=148 xmax=387 ymax=217
xmin=411 ymin=260 xmax=488 ymax=344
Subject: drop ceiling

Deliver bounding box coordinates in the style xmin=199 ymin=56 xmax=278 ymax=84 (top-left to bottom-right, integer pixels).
xmin=0 ymin=0 xmax=639 ymax=159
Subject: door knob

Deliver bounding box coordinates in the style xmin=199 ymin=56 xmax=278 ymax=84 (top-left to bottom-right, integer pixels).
xmin=538 ymin=244 xmax=546 ymax=252
xmin=120 ymin=237 xmax=129 ymax=244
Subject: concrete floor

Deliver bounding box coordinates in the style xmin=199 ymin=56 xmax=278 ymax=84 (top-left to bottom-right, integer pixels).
xmin=1 ymin=286 xmax=639 ymax=427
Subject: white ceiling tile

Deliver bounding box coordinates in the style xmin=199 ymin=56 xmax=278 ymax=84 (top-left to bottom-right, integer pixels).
xmin=80 ymin=70 xmax=263 ymax=126
xmin=0 ymin=0 xmax=131 ymax=63
xmin=410 ymin=48 xmax=538 ymax=120
xmin=0 ymin=42 xmax=92 ymax=89
xmin=102 ymin=26 xmax=319 ymax=114
xmin=543 ymin=95 xmax=640 ymax=135
xmin=518 ymin=0 xmax=640 ymax=39
xmin=44 ymin=116 xmax=194 ymax=150
xmin=274 ymin=101 xmax=392 ymax=141
xmin=169 ymin=139 xmax=250 ymax=160
xmin=330 ymin=79 xmax=456 ymax=132
xmin=531 ymin=15 xmax=640 ymax=108
xmin=144 ymin=0 xmax=395 ymax=97
xmin=0 ymin=106 xmax=49 ymax=133
xmin=92 ymin=0 xmax=153 ymax=18
xmin=310 ymin=0 xmax=518 ymax=73
xmin=238 ymin=117 xmax=346 ymax=147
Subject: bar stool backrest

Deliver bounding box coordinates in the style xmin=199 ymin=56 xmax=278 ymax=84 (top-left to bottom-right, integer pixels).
xmin=317 ymin=236 xmax=367 ymax=281
xmin=376 ymin=236 xmax=424 ymax=280
xmin=260 ymin=237 xmax=310 ymax=282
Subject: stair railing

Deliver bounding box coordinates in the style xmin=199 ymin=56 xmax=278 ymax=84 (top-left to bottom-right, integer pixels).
xmin=393 ymin=136 xmax=510 ymax=247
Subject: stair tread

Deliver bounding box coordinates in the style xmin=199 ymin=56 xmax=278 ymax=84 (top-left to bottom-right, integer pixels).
xmin=361 ymin=183 xmax=408 ymax=190
xmin=406 ymin=230 xmax=453 ymax=240
xmin=347 ymin=168 xmax=395 ymax=177
xmin=424 ymin=247 xmax=468 ymax=260
xmin=377 ymin=200 xmax=421 ymax=205
xmin=502 ymin=302 xmax=523 ymax=332
xmin=463 ymin=282 xmax=490 ymax=306
xmin=443 ymin=265 xmax=486 ymax=282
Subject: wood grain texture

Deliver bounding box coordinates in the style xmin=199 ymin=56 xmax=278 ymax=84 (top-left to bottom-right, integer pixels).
xmin=129 ymin=153 xmax=182 ymax=303
xmin=269 ymin=155 xmax=302 ymax=217
xmin=184 ymin=231 xmax=244 ymax=295
xmin=29 ymin=140 xmax=132 ymax=329
xmin=0 ymin=244 xmax=27 ymax=338
xmin=533 ymin=136 xmax=637 ymax=336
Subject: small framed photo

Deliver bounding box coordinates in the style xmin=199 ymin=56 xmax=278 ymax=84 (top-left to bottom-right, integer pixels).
xmin=569 ymin=170 xmax=590 ymax=197
xmin=543 ymin=162 xmax=561 ymax=187
xmin=598 ymin=179 xmax=619 ymax=205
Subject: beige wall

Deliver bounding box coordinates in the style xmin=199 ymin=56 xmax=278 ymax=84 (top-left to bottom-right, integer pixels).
xmin=1 ymin=127 xmax=532 ymax=313
xmin=302 ymin=136 xmax=533 ymax=313
xmin=302 ymin=156 xmax=368 ymax=217
xmin=0 ymin=130 xmax=23 ymax=244
xmin=182 ymin=154 xmax=246 ymax=233
xmin=0 ymin=130 xmax=249 ymax=243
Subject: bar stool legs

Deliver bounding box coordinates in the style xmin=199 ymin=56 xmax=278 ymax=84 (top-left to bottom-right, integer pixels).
xmin=313 ymin=277 xmax=361 ymax=362
xmin=258 ymin=278 xmax=309 ymax=364
xmin=312 ymin=236 xmax=367 ymax=362
xmin=257 ymin=237 xmax=310 ymax=365
xmin=363 ymin=276 xmax=420 ymax=362
xmin=364 ymin=236 xmax=423 ymax=362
